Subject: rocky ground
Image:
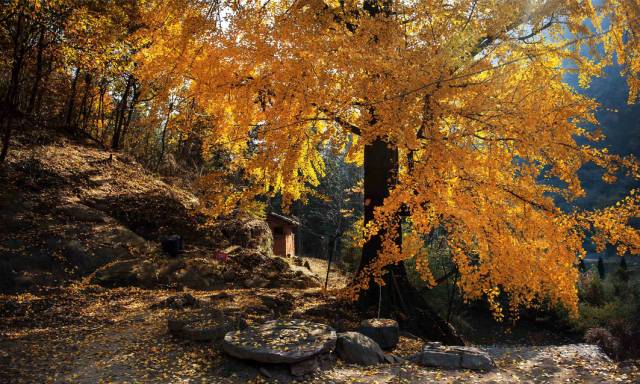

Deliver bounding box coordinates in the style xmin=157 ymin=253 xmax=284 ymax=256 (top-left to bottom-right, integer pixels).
xmin=1 ymin=285 xmax=638 ymax=383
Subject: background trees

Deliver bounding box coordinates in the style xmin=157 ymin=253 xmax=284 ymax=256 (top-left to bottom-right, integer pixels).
xmin=0 ymin=0 xmax=213 ymax=176
xmin=1 ymin=0 xmax=639 ymax=338
xmin=287 ymin=146 xmax=362 ymax=262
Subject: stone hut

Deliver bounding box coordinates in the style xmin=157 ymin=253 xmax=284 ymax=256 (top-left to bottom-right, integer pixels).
xmin=266 ymin=213 xmax=299 ymax=257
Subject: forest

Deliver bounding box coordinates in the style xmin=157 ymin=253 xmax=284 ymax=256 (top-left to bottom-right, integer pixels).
xmin=1 ymin=0 xmax=639 ymax=382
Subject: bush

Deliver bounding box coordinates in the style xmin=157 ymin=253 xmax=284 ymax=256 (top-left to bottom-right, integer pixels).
xmin=585 ymin=327 xmax=621 ymax=358
xmin=576 ymin=299 xmax=636 ymax=332
xmin=572 ymin=267 xmax=640 ymax=359
xmin=578 ymin=271 xmax=606 ymax=306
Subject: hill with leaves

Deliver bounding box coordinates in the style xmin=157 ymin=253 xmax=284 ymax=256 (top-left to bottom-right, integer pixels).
xmin=0 ymin=131 xmax=322 ymax=292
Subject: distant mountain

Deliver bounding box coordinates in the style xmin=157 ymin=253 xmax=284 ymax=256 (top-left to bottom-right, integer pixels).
xmin=563 ymin=65 xmax=640 ymax=258
xmin=564 ymin=65 xmax=640 ymax=211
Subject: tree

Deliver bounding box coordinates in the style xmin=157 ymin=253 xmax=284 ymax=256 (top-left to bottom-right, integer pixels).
xmin=620 ymin=256 xmax=628 ymax=271
xmin=0 ymin=0 xmax=146 ymax=161
xmin=615 ymin=256 xmax=630 ymax=285
xmin=5 ymin=0 xmax=640 ymax=341
xmin=290 ymin=145 xmax=362 ymax=260
xmin=130 ymin=0 xmax=640 ymax=338
xmin=598 ymin=256 xmax=606 ymax=280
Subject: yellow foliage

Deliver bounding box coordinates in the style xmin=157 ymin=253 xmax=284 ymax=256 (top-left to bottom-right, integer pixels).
xmin=120 ymin=0 xmax=640 ymax=317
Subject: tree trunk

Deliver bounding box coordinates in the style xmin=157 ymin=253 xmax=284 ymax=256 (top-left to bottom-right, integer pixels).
xmin=111 ymin=75 xmax=133 ymax=150
xmin=0 ymin=119 xmax=11 ymax=164
xmin=157 ymin=102 xmax=173 ymax=168
xmin=0 ymin=11 xmax=25 ymax=164
xmin=349 ymin=1 xmax=463 ymax=344
xmin=119 ymin=82 xmax=139 ymax=148
xmin=356 ymin=139 xmax=464 ymax=345
xmin=77 ymin=73 xmax=92 ymax=132
xmin=34 ymin=59 xmax=52 ymax=119
xmin=27 ymin=26 xmax=45 ymax=115
xmin=65 ymin=68 xmax=80 ymax=131
xmin=83 ymin=94 xmax=95 ymax=132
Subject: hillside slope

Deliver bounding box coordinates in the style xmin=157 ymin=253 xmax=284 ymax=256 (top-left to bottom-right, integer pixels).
xmin=0 ymin=133 xmax=319 ymax=291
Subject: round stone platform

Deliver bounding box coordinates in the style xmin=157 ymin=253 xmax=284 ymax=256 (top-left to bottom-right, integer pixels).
xmin=222 ymin=319 xmax=337 ymax=363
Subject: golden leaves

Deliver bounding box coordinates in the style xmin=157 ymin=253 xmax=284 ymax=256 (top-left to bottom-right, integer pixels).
xmin=122 ymin=0 xmax=640 ymax=317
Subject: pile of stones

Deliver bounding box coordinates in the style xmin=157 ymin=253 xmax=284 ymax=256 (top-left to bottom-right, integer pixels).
xmin=219 ymin=318 xmax=405 ymax=376
xmin=167 ymin=314 xmax=496 ymax=378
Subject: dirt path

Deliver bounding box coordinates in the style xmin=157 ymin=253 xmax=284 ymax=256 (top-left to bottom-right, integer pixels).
xmin=1 ymin=286 xmax=638 ymax=384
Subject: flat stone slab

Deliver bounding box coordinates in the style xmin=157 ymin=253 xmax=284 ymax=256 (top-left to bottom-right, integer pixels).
xmin=413 ymin=342 xmax=496 ymax=371
xmin=222 ymin=319 xmax=337 ymax=363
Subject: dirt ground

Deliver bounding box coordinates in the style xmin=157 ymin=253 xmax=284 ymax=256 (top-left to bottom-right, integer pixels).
xmin=1 ymin=284 xmax=638 ymax=384
xmin=1 ymin=136 xmax=639 ymax=383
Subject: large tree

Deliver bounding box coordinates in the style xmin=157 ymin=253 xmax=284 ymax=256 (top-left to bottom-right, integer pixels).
xmin=141 ymin=0 xmax=639 ymax=340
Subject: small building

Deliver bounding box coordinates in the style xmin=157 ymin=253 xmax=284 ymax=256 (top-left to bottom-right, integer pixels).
xmin=266 ymin=212 xmax=299 ymax=257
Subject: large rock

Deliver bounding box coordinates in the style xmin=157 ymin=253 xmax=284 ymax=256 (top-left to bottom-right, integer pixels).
xmin=418 ymin=349 xmax=461 ymax=369
xmin=413 ymin=342 xmax=495 ymax=371
xmin=168 ymin=308 xmax=246 ymax=342
xmin=359 ymin=318 xmax=399 ymax=349
xmin=152 ymin=293 xmax=199 ymax=309
xmin=92 ymin=259 xmax=142 ymax=287
xmin=56 ymin=203 xmax=110 ymax=223
xmin=216 ymin=217 xmax=273 ymax=256
xmin=290 ymin=356 xmax=320 ymax=377
xmin=459 ymin=347 xmax=495 ymax=370
xmin=335 ymin=332 xmax=387 ymax=366
xmin=222 ymin=319 xmax=336 ymax=364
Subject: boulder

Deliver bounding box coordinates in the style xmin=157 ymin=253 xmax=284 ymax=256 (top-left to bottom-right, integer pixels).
xmin=359 ymin=318 xmax=399 ymax=349
xmin=257 ymin=293 xmax=294 ymax=314
xmin=418 ymin=349 xmax=461 ymax=369
xmin=413 ymin=343 xmax=495 ymax=371
xmin=244 ymin=276 xmax=269 ymax=288
xmin=290 ymin=353 xmax=335 ymax=376
xmin=335 ymin=332 xmax=387 ymax=366
xmin=458 ymin=347 xmax=496 ymax=370
xmin=216 ymin=217 xmax=273 ymax=256
xmin=152 ymin=293 xmax=199 ymax=309
xmin=168 ymin=308 xmax=246 ymax=342
xmin=168 ymin=317 xmax=187 ymax=333
xmin=91 ymin=259 xmax=141 ymax=287
xmin=222 ymin=269 xmax=238 ymax=282
xmin=290 ymin=356 xmax=321 ymax=377
xmin=56 ymin=203 xmax=109 ymax=223
xmin=222 ymin=319 xmax=336 ymax=364
xmin=383 ymin=354 xmax=405 ymax=364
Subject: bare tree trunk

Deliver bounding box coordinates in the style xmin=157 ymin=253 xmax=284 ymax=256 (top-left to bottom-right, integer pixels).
xmin=77 ymin=73 xmax=92 ymax=132
xmin=34 ymin=59 xmax=52 ymax=120
xmin=27 ymin=26 xmax=45 ymax=115
xmin=0 ymin=119 xmax=10 ymax=164
xmin=98 ymin=82 xmax=108 ymax=144
xmin=111 ymin=75 xmax=133 ymax=149
xmin=1 ymin=11 xmax=25 ymax=164
xmin=157 ymin=102 xmax=174 ymax=168
xmin=119 ymin=82 xmax=139 ymax=148
xmin=83 ymin=94 xmax=95 ymax=132
xmin=65 ymin=68 xmax=80 ymax=131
